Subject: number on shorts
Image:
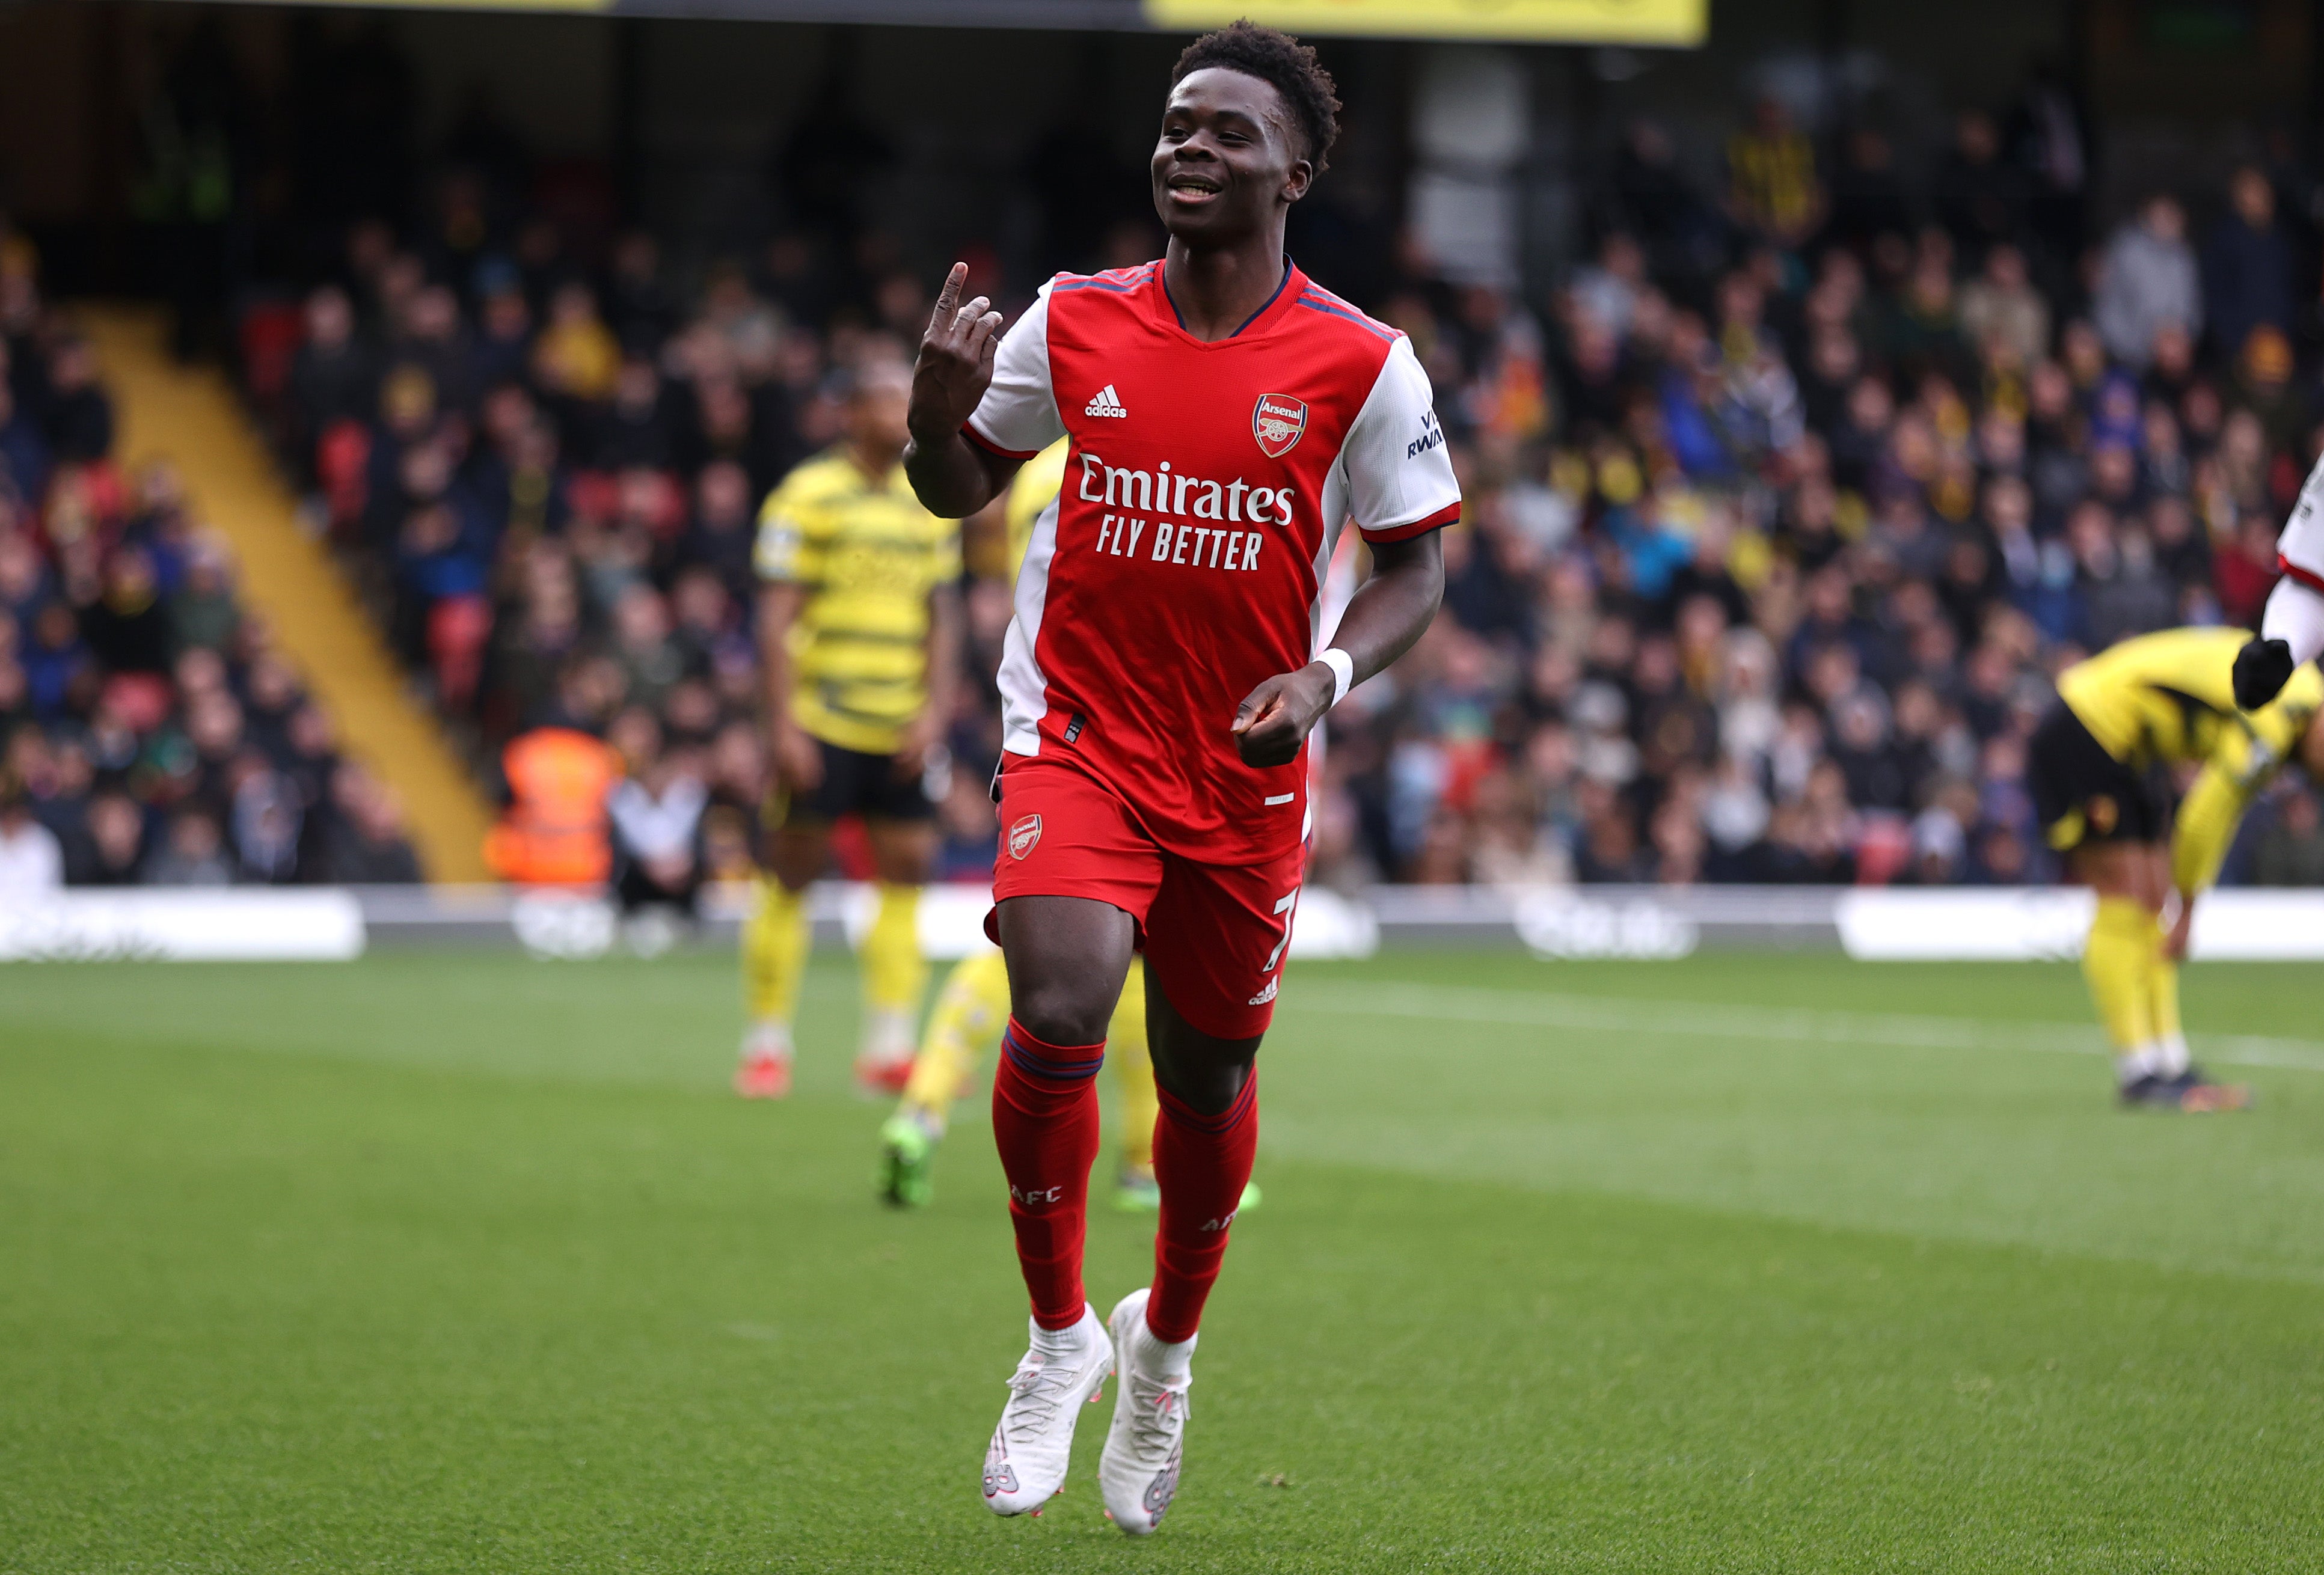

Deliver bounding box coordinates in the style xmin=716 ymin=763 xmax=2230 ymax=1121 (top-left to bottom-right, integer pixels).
xmin=1262 ymin=888 xmax=1301 ymax=974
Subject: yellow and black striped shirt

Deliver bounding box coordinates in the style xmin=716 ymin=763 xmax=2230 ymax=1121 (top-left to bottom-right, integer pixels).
xmin=754 ymin=450 xmax=960 ymax=755
xmin=2056 ymin=626 xmax=2323 ymax=891
xmin=1004 ymin=438 xmax=1070 ymax=583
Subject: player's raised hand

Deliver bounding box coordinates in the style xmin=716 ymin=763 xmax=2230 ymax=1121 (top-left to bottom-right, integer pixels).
xmin=1231 ymin=664 xmax=1336 ymax=768
xmin=907 ymin=262 xmax=1004 ymax=444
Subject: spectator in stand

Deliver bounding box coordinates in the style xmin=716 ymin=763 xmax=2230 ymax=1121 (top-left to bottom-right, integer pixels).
xmin=43 ymin=337 xmax=116 ymax=464
xmin=0 ymin=374 xmax=52 ymax=504
xmin=324 ymin=765 xmax=425 ymax=884
xmin=0 ymin=772 xmax=64 ymax=897
xmin=2203 ymin=166 xmax=2298 ymax=370
xmin=1957 ymin=245 xmax=2049 ymax=371
xmin=2253 ymin=784 xmax=2324 ymax=885
xmin=144 ymin=804 xmax=235 ymax=885
xmin=1934 ymin=110 xmax=2022 ymax=262
xmin=1728 ymin=96 xmax=1824 ymax=251
xmin=532 ymin=281 xmax=622 ymax=405
xmin=2094 ymin=194 xmax=2201 ymax=370
xmin=75 ymin=789 xmax=147 ymax=885
xmin=607 ymin=715 xmax=708 ymax=920
xmin=1824 ymin=127 xmax=1913 ymax=255
xmin=287 ymin=286 xmax=377 ymax=460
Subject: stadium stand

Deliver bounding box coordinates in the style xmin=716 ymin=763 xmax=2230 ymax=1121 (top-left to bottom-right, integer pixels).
xmin=49 ymin=26 xmax=2324 ymax=896
xmin=0 ymin=249 xmax=428 ymax=890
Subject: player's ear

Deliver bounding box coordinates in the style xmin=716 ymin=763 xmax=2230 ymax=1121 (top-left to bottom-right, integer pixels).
xmin=1282 ymin=157 xmax=1313 ymax=204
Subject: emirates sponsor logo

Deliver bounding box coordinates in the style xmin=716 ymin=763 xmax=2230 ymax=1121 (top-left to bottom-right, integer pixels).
xmin=1008 ymin=814 xmax=1043 ymax=860
xmin=1252 ymin=393 xmax=1307 ymax=457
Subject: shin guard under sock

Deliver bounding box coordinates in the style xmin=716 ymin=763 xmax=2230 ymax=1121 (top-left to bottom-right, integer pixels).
xmin=991 ymin=1017 xmax=1104 ymax=1331
xmin=1147 ymin=1075 xmax=1259 ymax=1344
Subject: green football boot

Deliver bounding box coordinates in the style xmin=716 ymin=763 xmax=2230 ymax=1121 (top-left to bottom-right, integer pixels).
xmin=1112 ymin=1164 xmax=1162 ymax=1213
xmin=877 ymin=1111 xmax=940 ymax=1208
xmin=1112 ymin=1164 xmax=1262 ymax=1215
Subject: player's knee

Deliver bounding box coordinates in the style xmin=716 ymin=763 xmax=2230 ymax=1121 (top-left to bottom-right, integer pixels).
xmin=1010 ymin=980 xmax=1115 ymax=1048
xmin=1154 ymin=1056 xmax=1252 ymax=1118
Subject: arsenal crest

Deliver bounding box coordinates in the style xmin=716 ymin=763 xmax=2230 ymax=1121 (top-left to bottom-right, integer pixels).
xmin=1252 ymin=393 xmax=1307 ymax=458
xmin=1008 ymin=814 xmax=1043 ymax=860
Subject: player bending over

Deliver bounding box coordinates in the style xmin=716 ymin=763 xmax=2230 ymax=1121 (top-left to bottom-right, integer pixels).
xmin=2233 ymin=451 xmax=2324 ymax=708
xmin=736 ymin=360 xmax=961 ymax=1099
xmin=904 ymin=22 xmax=1456 ymax=1533
xmin=2031 ymin=626 xmax=2324 ymax=1108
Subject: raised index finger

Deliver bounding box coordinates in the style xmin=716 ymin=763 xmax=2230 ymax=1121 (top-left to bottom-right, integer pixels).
xmin=931 ymin=263 xmax=967 ymax=326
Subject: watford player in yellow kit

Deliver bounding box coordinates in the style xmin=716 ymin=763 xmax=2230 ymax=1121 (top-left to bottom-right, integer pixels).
xmin=736 ymin=360 xmax=961 ymax=1098
xmin=2029 ymin=626 xmax=2324 ymax=1109
xmin=874 ymin=440 xmax=1256 ymax=1216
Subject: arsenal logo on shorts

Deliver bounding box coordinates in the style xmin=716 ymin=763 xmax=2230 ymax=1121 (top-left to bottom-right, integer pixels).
xmin=1252 ymin=393 xmax=1307 ymax=458
xmin=1008 ymin=814 xmax=1043 ymax=860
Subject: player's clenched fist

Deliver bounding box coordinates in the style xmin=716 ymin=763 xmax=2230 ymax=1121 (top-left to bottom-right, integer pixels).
xmin=1230 ymin=664 xmax=1336 ymax=768
xmin=908 ymin=262 xmax=1006 ymax=445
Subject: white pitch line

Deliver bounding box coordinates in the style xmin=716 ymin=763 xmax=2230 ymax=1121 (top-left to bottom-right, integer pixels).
xmin=1287 ymin=980 xmax=2324 ymax=1074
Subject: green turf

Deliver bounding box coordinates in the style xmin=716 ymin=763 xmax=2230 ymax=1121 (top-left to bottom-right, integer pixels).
xmin=4 ymin=949 xmax=2321 ymax=1571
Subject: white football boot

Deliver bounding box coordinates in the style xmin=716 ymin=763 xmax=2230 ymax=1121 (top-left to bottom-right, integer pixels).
xmin=981 ymin=1304 xmax=1113 ymax=1515
xmin=1099 ymin=1287 xmax=1192 ymax=1535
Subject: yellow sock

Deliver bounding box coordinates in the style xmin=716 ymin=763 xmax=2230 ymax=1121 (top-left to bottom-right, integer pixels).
xmin=862 ymin=883 xmax=928 ymax=1023
xmin=2081 ymin=896 xmax=2157 ymax=1062
xmin=2147 ymin=914 xmax=2187 ymax=1071
xmin=1109 ymin=964 xmax=1158 ymax=1175
xmin=740 ymin=876 xmax=809 ymax=1033
xmin=899 ymin=950 xmax=1012 ymax=1130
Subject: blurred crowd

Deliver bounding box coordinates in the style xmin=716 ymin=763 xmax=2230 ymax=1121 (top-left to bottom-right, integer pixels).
xmin=236 ymin=112 xmax=2324 ymax=893
xmin=1317 ymin=101 xmax=2324 ymax=890
xmin=57 ymin=28 xmax=2324 ymax=893
xmin=243 ymin=219 xmax=1002 ymax=893
xmin=0 ymin=239 xmax=422 ymax=896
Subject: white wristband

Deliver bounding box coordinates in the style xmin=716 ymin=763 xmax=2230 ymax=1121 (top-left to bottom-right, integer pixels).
xmin=1318 ymin=647 xmax=1354 ymax=707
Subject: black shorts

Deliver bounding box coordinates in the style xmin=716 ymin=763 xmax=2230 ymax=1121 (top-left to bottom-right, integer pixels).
xmin=2028 ymin=702 xmax=2166 ymax=852
xmin=769 ymin=737 xmax=936 ymax=828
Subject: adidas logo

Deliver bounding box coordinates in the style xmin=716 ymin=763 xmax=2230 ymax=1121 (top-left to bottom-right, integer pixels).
xmin=1084 ymin=384 xmax=1129 ymax=418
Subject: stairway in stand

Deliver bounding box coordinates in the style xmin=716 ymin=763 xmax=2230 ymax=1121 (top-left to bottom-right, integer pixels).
xmin=81 ymin=304 xmax=492 ymax=882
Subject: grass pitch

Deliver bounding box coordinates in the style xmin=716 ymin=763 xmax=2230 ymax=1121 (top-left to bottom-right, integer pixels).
xmin=4 ymin=947 xmax=2322 ymax=1571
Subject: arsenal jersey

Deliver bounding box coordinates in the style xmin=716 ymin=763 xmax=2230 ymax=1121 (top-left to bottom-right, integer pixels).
xmin=965 ymin=259 xmax=1461 ymax=863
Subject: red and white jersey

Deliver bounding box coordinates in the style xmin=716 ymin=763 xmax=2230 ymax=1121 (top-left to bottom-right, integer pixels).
xmin=966 ymin=259 xmax=1460 ymax=864
xmin=2281 ymin=450 xmax=2324 ymax=588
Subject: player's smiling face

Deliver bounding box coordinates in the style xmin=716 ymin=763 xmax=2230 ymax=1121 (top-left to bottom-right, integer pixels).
xmin=1151 ymin=67 xmax=1311 ymax=245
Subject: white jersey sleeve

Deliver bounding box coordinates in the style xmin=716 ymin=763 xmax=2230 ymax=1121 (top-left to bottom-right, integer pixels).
xmin=965 ymin=284 xmax=1064 ymax=460
xmin=1329 ymin=335 xmax=1462 ymax=542
xmin=2280 ymin=448 xmax=2324 ymax=581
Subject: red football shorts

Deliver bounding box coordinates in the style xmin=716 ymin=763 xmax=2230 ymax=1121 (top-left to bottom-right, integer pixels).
xmin=987 ymin=754 xmax=1307 ymax=1040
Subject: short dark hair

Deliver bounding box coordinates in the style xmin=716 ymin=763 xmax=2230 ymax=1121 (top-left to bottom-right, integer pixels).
xmin=1171 ymin=21 xmax=1341 ymax=176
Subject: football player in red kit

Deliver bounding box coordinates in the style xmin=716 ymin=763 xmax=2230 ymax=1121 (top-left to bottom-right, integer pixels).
xmin=904 ymin=22 xmax=1457 ymax=1533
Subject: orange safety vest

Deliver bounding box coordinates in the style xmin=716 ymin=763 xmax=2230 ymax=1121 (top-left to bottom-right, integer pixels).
xmin=484 ymin=727 xmax=620 ymax=887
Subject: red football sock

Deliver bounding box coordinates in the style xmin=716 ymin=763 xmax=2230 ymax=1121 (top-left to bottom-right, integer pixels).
xmin=1147 ymin=1074 xmax=1259 ymax=1344
xmin=992 ymin=1017 xmax=1105 ymax=1331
